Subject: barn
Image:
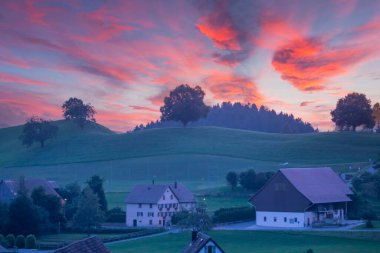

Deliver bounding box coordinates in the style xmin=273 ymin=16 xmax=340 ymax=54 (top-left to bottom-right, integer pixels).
xmin=249 ymin=167 xmax=352 ymax=227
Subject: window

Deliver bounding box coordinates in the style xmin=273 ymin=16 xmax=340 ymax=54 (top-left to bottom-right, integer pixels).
xmin=294 ymin=217 xmax=298 ymax=222
xmin=264 ymin=216 xmax=267 ymax=222
xmin=137 ymin=212 xmax=143 ymax=217
xmin=170 ymin=195 xmax=173 ymax=200
xmin=163 ymin=195 xmax=165 ymax=200
xmin=284 ymin=217 xmax=287 ymax=222
xmin=138 ymin=204 xmax=142 ymax=208
xmin=159 ymin=220 xmax=161 ymax=225
xmin=274 ymin=217 xmax=277 ymax=222
xmin=207 ymin=245 xmax=215 ymax=253
xmin=150 ymin=204 xmax=153 ymax=208
xmin=149 ymin=220 xmax=153 ymax=225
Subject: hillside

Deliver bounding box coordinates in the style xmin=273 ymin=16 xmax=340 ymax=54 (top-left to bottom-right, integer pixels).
xmin=0 ymin=120 xmax=379 ymax=191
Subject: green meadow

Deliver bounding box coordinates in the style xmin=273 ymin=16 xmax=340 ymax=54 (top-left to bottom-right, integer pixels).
xmin=107 ymin=230 xmax=380 ymax=253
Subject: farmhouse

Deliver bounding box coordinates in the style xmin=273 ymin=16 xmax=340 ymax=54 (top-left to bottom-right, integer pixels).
xmin=125 ymin=182 xmax=196 ymax=227
xmin=249 ymin=167 xmax=352 ymax=228
xmin=181 ymin=231 xmax=225 ymax=253
xmin=0 ymin=178 xmax=61 ymax=204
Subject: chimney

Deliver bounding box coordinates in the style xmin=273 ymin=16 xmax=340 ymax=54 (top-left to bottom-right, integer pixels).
xmin=174 ymin=181 xmax=178 ymax=189
xmin=191 ymin=230 xmax=198 ymax=242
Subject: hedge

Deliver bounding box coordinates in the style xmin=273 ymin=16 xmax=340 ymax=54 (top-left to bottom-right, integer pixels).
xmin=25 ymin=234 xmax=37 ymax=249
xmin=0 ymin=234 xmax=6 ymax=247
xmin=15 ymin=235 xmax=25 ymax=248
xmin=5 ymin=234 xmax=15 ymax=248
xmin=212 ymin=206 xmax=255 ymax=223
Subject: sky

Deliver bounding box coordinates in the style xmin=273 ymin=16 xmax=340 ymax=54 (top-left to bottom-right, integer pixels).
xmin=1 ymin=0 xmax=380 ymax=132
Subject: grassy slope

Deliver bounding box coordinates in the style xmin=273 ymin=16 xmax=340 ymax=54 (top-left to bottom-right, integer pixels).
xmin=0 ymin=120 xmax=379 ymax=192
xmin=107 ymin=231 xmax=380 ymax=253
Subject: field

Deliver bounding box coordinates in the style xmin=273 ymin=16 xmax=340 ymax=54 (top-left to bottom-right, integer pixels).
xmin=107 ymin=230 xmax=380 ymax=253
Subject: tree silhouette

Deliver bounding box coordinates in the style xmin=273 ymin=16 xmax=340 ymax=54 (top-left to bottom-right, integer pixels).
xmin=226 ymin=171 xmax=238 ymax=189
xmin=160 ymin=84 xmax=210 ymax=127
xmin=20 ymin=117 xmax=58 ymax=148
xmin=87 ymin=175 xmax=107 ymax=213
xmin=331 ymin=93 xmax=375 ymax=131
xmin=62 ymin=97 xmax=96 ymax=128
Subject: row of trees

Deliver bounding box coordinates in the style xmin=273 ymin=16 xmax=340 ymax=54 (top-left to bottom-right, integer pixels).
xmin=20 ymin=97 xmax=96 ymax=148
xmin=226 ymin=170 xmax=275 ymax=191
xmin=0 ymin=175 xmax=107 ymax=235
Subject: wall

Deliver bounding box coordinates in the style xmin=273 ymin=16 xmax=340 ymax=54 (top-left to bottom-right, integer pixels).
xmin=256 ymin=211 xmax=305 ymax=227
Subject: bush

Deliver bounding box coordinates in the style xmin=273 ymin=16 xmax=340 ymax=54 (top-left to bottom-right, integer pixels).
xmin=171 ymin=211 xmax=189 ymax=225
xmin=15 ymin=235 xmax=25 ymax=248
xmin=106 ymin=207 xmax=126 ymax=223
xmin=306 ymin=249 xmax=314 ymax=253
xmin=25 ymin=234 xmax=37 ymax=249
xmin=5 ymin=234 xmax=15 ymax=248
xmin=0 ymin=234 xmax=6 ymax=247
xmin=366 ymin=220 xmax=374 ymax=228
xmin=213 ymin=207 xmax=255 ymax=223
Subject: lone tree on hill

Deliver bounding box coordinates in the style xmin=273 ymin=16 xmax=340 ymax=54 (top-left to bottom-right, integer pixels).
xmin=62 ymin=97 xmax=96 ymax=128
xmin=160 ymin=84 xmax=210 ymax=127
xmin=20 ymin=117 xmax=58 ymax=148
xmin=331 ymin=92 xmax=375 ymax=131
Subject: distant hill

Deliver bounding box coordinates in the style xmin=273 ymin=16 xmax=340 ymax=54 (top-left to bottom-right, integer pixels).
xmin=134 ymin=102 xmax=315 ymax=133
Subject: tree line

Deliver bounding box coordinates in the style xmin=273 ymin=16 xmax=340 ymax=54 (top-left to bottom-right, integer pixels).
xmin=226 ymin=169 xmax=275 ymax=191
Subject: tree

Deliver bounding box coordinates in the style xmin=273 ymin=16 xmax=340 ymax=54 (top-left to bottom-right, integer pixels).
xmin=0 ymin=203 xmax=8 ymax=233
xmin=57 ymin=182 xmax=81 ymax=220
xmin=160 ymin=84 xmax=210 ymax=127
xmin=331 ymin=93 xmax=375 ymax=131
xmin=31 ymin=187 xmax=64 ymax=224
xmin=87 ymin=175 xmax=107 ymax=213
xmin=226 ymin=171 xmax=238 ymax=189
xmin=72 ymin=187 xmax=104 ymax=230
xmin=239 ymin=169 xmax=256 ymax=190
xmin=177 ymin=207 xmax=212 ymax=231
xmin=7 ymin=195 xmax=41 ymax=235
xmin=62 ymin=97 xmax=96 ymax=128
xmin=20 ymin=117 xmax=58 ymax=148
xmin=373 ymin=103 xmax=380 ymax=131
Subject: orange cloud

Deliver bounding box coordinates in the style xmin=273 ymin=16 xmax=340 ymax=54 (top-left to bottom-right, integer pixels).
xmin=272 ymin=37 xmax=373 ymax=91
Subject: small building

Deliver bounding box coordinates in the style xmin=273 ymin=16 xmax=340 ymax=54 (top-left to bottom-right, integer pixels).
xmin=125 ymin=182 xmax=196 ymax=227
xmin=181 ymin=231 xmax=225 ymax=253
xmin=0 ymin=179 xmax=61 ymax=204
xmin=54 ymin=236 xmax=110 ymax=253
xmin=249 ymin=167 xmax=352 ymax=228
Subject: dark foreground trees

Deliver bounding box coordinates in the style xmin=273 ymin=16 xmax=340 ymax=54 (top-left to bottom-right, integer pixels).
xmin=160 ymin=84 xmax=210 ymax=127
xmin=62 ymin=97 xmax=96 ymax=128
xmin=87 ymin=175 xmax=107 ymax=213
xmin=20 ymin=117 xmax=58 ymax=148
xmin=331 ymin=93 xmax=375 ymax=131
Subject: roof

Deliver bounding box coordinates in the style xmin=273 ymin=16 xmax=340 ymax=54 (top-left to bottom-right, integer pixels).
xmin=280 ymin=167 xmax=352 ymax=204
xmin=1 ymin=179 xmax=60 ymax=198
xmin=54 ymin=236 xmax=110 ymax=253
xmin=126 ymin=183 xmax=195 ymax=204
xmin=0 ymin=245 xmax=11 ymax=253
xmin=181 ymin=232 xmax=225 ymax=253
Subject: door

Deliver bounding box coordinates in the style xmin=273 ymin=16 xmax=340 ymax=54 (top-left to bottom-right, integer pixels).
xmin=163 ymin=219 xmax=166 ymax=226
xmin=133 ymin=219 xmax=137 ymax=227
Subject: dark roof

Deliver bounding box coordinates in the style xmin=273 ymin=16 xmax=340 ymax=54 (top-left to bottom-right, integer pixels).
xmin=0 ymin=245 xmax=11 ymax=253
xmin=1 ymin=179 xmax=60 ymax=198
xmin=280 ymin=167 xmax=352 ymax=203
xmin=181 ymin=232 xmax=225 ymax=253
xmin=125 ymin=183 xmax=195 ymax=204
xmin=54 ymin=236 xmax=110 ymax=253
xmin=170 ymin=183 xmax=196 ymax=203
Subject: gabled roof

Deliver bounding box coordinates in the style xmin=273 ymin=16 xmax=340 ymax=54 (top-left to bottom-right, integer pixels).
xmin=54 ymin=236 xmax=110 ymax=253
xmin=181 ymin=232 xmax=225 ymax=253
xmin=280 ymin=167 xmax=352 ymax=204
xmin=1 ymin=179 xmax=60 ymax=198
xmin=170 ymin=183 xmax=196 ymax=203
xmin=126 ymin=183 xmax=196 ymax=204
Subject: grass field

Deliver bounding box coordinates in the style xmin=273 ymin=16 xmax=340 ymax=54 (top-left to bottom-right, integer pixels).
xmin=107 ymin=230 xmax=380 ymax=253
xmin=0 ymin=120 xmax=378 ymax=192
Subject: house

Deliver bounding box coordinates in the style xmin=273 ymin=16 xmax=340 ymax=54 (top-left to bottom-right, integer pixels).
xmin=53 ymin=236 xmax=110 ymax=253
xmin=0 ymin=179 xmax=61 ymax=204
xmin=181 ymin=231 xmax=225 ymax=253
xmin=249 ymin=167 xmax=352 ymax=228
xmin=125 ymin=182 xmax=196 ymax=227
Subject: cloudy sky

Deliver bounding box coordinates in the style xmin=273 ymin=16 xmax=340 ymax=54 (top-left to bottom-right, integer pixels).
xmin=1 ymin=0 xmax=380 ymax=131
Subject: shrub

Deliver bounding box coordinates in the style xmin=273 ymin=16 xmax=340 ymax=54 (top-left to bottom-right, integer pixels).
xmin=5 ymin=234 xmax=15 ymax=248
xmin=213 ymin=207 xmax=255 ymax=223
xmin=0 ymin=234 xmax=6 ymax=247
xmin=171 ymin=211 xmax=189 ymax=225
xmin=15 ymin=235 xmax=25 ymax=248
xmin=25 ymin=234 xmax=37 ymax=249
xmin=306 ymin=249 xmax=314 ymax=253
xmin=366 ymin=220 xmax=374 ymax=228
xmin=106 ymin=207 xmax=126 ymax=223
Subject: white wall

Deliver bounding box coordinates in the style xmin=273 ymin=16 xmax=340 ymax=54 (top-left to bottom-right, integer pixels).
xmin=256 ymin=211 xmax=305 ymax=227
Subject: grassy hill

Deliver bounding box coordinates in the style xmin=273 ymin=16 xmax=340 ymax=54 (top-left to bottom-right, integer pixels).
xmin=0 ymin=120 xmax=379 ymax=193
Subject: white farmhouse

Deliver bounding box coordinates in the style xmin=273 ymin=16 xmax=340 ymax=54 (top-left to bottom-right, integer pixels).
xmin=125 ymin=182 xmax=196 ymax=227
xmin=249 ymin=167 xmax=352 ymax=228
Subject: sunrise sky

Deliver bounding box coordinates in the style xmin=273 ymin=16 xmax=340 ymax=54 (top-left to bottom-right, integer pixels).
xmin=1 ymin=0 xmax=380 ymax=132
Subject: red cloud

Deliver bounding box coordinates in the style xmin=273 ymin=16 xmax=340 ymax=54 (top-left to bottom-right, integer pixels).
xmin=0 ymin=73 xmax=51 ymax=87
xmin=272 ymin=37 xmax=373 ymax=91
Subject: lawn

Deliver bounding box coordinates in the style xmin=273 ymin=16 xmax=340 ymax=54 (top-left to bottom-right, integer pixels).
xmin=107 ymin=230 xmax=380 ymax=253
xmin=353 ymin=221 xmax=380 ymax=230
